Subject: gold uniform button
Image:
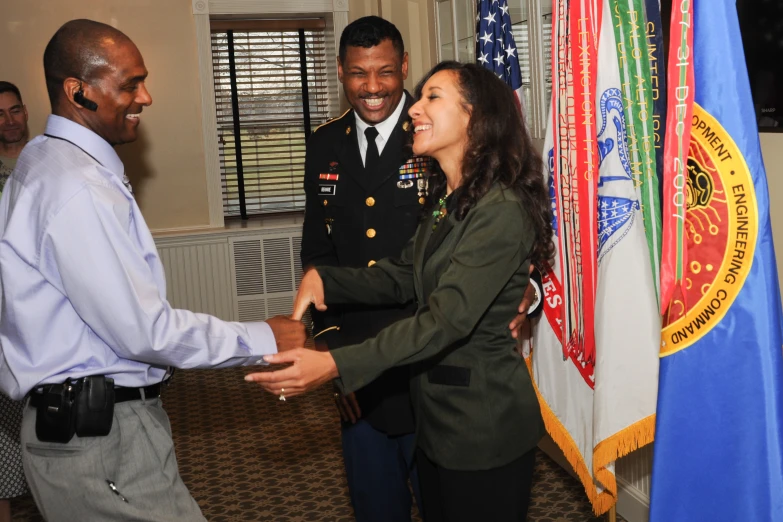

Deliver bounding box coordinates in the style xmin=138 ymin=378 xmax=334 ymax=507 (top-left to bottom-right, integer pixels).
xmin=366 ymin=197 xmax=375 ymax=207
xmin=366 ymin=228 xmax=376 ymax=238
xmin=323 ymin=199 xmax=328 ymax=206
xmin=368 ymin=260 xmax=376 ymax=267
xmin=419 ymin=197 xmax=426 ymax=205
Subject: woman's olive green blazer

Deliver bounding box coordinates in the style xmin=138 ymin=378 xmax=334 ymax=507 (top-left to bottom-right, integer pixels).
xmin=321 ymin=184 xmax=544 ymax=471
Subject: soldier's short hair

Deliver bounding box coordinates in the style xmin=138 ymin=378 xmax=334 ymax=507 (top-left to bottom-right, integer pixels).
xmin=339 ymin=16 xmax=404 ymax=63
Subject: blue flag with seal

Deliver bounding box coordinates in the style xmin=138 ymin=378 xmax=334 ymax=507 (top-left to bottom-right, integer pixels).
xmin=652 ymin=1 xmax=783 ymax=521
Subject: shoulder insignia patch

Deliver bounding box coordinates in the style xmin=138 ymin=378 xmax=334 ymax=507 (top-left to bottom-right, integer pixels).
xmin=313 ymin=109 xmax=352 ymax=134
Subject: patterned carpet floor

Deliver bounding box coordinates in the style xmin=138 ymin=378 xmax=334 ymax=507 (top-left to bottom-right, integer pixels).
xmin=11 ymin=367 xmax=623 ymax=521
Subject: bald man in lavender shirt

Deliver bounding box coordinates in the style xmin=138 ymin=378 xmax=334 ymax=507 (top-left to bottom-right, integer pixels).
xmin=0 ymin=20 xmax=305 ymax=522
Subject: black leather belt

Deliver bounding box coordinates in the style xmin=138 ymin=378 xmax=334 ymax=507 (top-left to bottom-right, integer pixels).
xmin=29 ymin=381 xmax=164 ymax=408
xmin=115 ymin=382 xmax=164 ymax=403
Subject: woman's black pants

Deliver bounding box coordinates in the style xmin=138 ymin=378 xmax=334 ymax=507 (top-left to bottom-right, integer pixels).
xmin=416 ymin=447 xmax=536 ymax=522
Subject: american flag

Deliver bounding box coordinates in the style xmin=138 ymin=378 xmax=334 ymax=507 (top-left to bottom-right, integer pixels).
xmin=476 ymin=0 xmax=523 ymax=91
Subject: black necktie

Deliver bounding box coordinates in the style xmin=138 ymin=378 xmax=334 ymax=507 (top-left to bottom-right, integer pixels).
xmin=364 ymin=126 xmax=380 ymax=174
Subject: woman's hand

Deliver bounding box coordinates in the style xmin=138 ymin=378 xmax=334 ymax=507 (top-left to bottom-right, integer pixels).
xmin=508 ymin=280 xmax=536 ymax=340
xmin=292 ymin=267 xmax=327 ymax=321
xmin=245 ymin=349 xmax=340 ymax=398
xmin=509 ymin=265 xmax=542 ymax=340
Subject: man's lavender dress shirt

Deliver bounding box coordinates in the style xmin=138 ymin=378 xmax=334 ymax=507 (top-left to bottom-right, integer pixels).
xmin=0 ymin=115 xmax=276 ymax=400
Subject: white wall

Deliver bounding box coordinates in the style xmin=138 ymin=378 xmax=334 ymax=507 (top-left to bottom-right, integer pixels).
xmin=759 ymin=134 xmax=783 ymax=300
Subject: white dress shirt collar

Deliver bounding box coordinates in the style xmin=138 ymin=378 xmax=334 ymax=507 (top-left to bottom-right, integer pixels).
xmin=355 ymin=92 xmax=408 ymax=163
xmin=44 ymin=114 xmax=125 ymax=177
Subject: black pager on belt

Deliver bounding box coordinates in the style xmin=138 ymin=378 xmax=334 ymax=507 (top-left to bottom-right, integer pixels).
xmin=74 ymin=375 xmax=115 ymax=437
xmin=35 ymin=379 xmax=77 ymax=443
xmin=34 ymin=376 xmax=115 ymax=443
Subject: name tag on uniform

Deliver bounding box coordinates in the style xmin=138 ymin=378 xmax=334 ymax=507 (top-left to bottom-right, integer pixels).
xmin=319 ymin=184 xmax=336 ymax=196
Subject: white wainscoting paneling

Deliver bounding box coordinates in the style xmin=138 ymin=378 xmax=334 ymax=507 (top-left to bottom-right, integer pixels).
xmin=156 ymin=237 xmax=235 ymax=321
xmin=616 ymin=444 xmax=653 ymax=522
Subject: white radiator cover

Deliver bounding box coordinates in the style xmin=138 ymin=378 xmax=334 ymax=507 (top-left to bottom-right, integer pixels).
xmin=230 ymin=233 xmax=303 ymax=322
xmin=155 ymin=224 xmax=652 ymax=521
xmin=539 ymin=435 xmax=652 ymax=521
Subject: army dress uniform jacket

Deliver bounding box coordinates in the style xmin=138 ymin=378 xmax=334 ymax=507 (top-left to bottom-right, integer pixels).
xmin=321 ymin=184 xmax=545 ymax=471
xmin=300 ymin=98 xmax=428 ymax=435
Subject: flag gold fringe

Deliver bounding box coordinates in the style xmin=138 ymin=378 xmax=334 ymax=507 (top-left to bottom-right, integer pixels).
xmin=524 ymin=357 xmax=614 ymax=514
xmin=524 ymin=357 xmax=655 ymax=515
xmin=593 ymin=413 xmax=656 ymax=501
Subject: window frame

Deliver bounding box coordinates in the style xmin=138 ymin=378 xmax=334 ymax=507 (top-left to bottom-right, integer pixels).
xmin=434 ymin=0 xmax=551 ymax=140
xmin=192 ymin=0 xmax=348 ymax=227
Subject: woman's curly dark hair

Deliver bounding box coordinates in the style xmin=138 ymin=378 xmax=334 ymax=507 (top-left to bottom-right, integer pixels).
xmin=413 ymin=61 xmax=555 ymax=266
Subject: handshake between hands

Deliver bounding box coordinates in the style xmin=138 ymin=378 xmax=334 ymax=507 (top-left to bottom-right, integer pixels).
xmin=246 ymin=267 xmax=539 ymax=402
xmin=245 ymin=269 xmax=339 ymax=399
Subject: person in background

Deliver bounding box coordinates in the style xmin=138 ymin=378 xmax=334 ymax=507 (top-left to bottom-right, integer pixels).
xmin=0 ymin=82 xmax=29 ymax=190
xmin=0 ymin=80 xmax=29 ymax=522
xmin=250 ymin=61 xmax=554 ymax=522
xmin=0 ymin=20 xmax=305 ymax=522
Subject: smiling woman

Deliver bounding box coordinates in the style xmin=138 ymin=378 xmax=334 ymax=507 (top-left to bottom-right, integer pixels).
xmin=408 ymin=69 xmax=470 ymax=186
xmin=413 ymin=61 xmax=554 ymax=265
xmin=247 ymin=61 xmax=554 ymax=522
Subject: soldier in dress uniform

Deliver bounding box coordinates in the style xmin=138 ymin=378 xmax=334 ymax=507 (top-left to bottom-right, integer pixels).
xmin=300 ymin=16 xmax=541 ymax=522
xmin=301 ymin=17 xmax=423 ymax=522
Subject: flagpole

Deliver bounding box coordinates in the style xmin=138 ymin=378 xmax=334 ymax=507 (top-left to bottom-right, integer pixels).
xmin=607 ymin=505 xmax=616 ymax=522
xmin=450 ymin=0 xmax=460 ymax=60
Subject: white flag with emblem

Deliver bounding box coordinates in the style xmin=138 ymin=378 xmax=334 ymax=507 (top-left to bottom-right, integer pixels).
xmin=526 ymin=0 xmax=660 ymax=513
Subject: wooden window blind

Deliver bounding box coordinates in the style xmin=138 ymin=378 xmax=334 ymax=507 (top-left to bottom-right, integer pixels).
xmin=211 ymin=19 xmax=332 ymax=218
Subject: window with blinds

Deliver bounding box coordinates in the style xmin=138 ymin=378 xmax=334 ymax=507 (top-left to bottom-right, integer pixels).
xmin=510 ymin=22 xmax=533 ymax=112
xmin=542 ymin=13 xmax=553 ymax=108
xmin=211 ymin=20 xmax=333 ymax=218
xmin=509 ymin=24 xmax=532 ymax=85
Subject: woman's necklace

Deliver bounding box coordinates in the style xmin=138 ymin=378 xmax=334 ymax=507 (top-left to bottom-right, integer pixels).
xmin=432 ymin=195 xmax=448 ymax=231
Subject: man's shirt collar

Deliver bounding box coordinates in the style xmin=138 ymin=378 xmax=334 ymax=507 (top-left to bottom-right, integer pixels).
xmin=44 ymin=114 xmax=125 ymax=177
